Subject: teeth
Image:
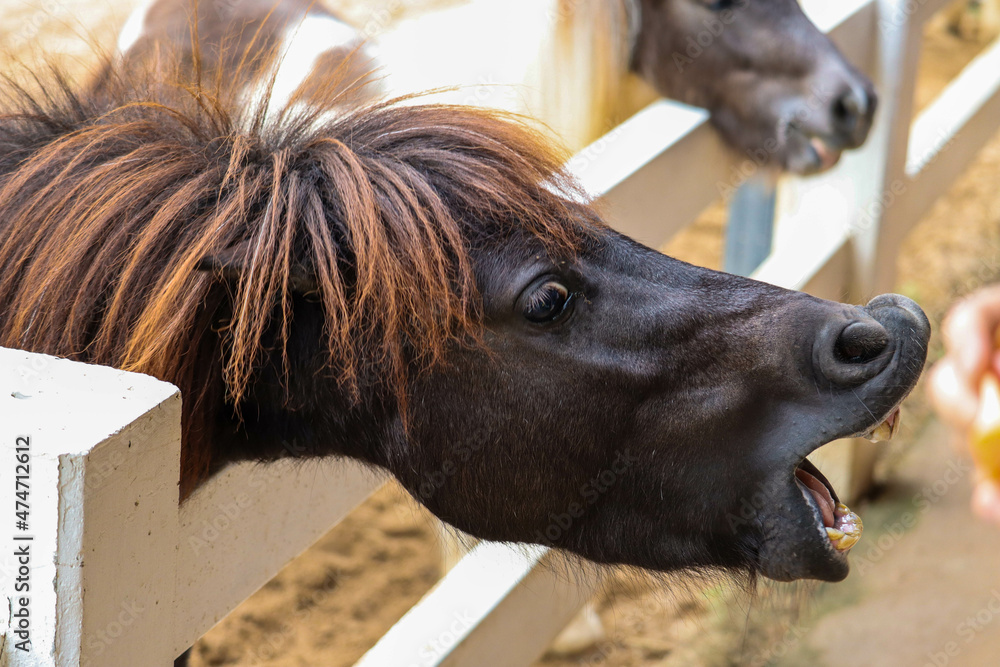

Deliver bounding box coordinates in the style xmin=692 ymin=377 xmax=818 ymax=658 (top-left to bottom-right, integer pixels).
xmin=836 ymin=532 xmax=861 ymax=551
xmin=867 ymin=408 xmax=901 ymax=443
xmin=826 ymin=504 xmax=864 ymax=551
xmin=825 ymin=528 xmax=845 ymax=541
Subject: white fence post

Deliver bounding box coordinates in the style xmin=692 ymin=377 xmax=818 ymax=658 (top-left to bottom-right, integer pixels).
xmin=1 ymin=348 xmax=181 ymax=667
xmin=853 ymin=0 xmax=926 ymax=298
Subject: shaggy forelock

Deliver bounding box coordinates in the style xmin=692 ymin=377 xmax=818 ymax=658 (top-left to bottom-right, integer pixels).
xmin=0 ymin=58 xmax=599 ymax=489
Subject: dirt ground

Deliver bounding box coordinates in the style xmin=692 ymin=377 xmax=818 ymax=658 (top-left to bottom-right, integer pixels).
xmin=4 ymin=3 xmax=1000 ymax=666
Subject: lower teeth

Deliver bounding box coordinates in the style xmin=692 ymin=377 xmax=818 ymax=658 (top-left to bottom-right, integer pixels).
xmin=826 ymin=502 xmax=863 ymax=551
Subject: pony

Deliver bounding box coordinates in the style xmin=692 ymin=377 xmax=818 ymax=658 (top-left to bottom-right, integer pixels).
xmin=0 ymin=46 xmax=925 ymax=665
xmin=114 ymin=0 xmax=877 ymax=174
xmin=0 ymin=43 xmax=929 ymax=582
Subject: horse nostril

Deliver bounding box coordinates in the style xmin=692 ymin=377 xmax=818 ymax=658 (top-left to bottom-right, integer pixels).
xmin=817 ymin=316 xmax=894 ymax=388
xmin=835 ymin=321 xmax=889 ymax=365
xmin=832 ymin=88 xmax=873 ymax=144
xmin=834 ymin=91 xmax=861 ymax=126
xmin=833 ymin=87 xmax=869 ymax=132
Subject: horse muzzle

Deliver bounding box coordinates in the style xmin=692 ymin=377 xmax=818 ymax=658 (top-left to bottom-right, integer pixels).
xmin=756 ymin=293 xmax=929 ymax=582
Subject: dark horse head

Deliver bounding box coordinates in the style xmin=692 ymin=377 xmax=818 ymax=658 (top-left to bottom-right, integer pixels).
xmin=632 ymin=0 xmax=877 ymax=174
xmin=0 ymin=65 xmax=924 ymax=583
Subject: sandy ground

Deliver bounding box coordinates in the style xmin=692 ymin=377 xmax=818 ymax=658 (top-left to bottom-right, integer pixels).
xmin=4 ymin=3 xmax=1000 ymax=666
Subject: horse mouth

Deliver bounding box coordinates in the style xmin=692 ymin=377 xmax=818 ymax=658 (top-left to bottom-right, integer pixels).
xmin=786 ymin=124 xmax=844 ymax=174
xmin=808 ymin=136 xmax=843 ymax=172
xmin=794 ymin=460 xmax=862 ymax=555
xmin=792 ymin=407 xmax=900 ymax=559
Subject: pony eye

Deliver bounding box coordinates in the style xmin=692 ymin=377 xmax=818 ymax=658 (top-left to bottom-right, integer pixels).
xmin=524 ymin=281 xmax=573 ymax=324
xmin=703 ymin=0 xmax=736 ymax=10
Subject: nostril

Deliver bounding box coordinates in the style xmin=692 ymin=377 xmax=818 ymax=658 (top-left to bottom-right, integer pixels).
xmin=816 ymin=316 xmax=893 ymax=387
xmin=835 ymin=321 xmax=889 ymax=365
xmin=833 ymin=89 xmax=864 ymax=130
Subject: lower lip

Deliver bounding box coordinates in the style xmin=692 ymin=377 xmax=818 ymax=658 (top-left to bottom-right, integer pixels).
xmin=810 ymin=137 xmax=842 ymax=171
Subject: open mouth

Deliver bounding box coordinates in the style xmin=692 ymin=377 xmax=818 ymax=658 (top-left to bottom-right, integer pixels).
xmin=792 ymin=407 xmax=901 ymax=555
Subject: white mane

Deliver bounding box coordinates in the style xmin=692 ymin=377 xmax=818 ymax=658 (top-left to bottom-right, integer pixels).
xmin=116 ymin=0 xmax=656 ymax=150
xmin=368 ymin=0 xmax=653 ymax=150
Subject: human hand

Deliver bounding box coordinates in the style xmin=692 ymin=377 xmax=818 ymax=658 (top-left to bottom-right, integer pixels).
xmin=928 ymin=284 xmax=1000 ymax=525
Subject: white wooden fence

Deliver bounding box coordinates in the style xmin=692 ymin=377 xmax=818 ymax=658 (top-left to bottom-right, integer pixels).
xmin=3 ymin=0 xmax=1000 ymax=664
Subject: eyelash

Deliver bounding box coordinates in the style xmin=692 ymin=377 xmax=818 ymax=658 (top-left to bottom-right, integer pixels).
xmin=524 ymin=281 xmax=575 ymax=324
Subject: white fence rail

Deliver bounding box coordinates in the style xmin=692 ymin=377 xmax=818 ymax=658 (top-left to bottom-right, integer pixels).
xmin=4 ymin=0 xmax=1000 ymax=664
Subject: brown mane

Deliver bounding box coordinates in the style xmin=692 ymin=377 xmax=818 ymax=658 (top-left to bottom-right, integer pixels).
xmin=0 ymin=59 xmax=593 ymax=495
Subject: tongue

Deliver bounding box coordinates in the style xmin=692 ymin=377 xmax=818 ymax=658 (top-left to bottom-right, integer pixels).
xmin=795 ymin=468 xmax=836 ymax=528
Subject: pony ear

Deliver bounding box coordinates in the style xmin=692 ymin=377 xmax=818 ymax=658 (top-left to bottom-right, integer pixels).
xmin=196 ymin=242 xmax=318 ymax=293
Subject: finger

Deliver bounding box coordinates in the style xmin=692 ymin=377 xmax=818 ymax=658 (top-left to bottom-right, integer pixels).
xmin=972 ymin=479 xmax=1000 ymax=526
xmin=944 ymin=287 xmax=1000 ymax=380
xmin=928 ymin=359 xmax=979 ymax=430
